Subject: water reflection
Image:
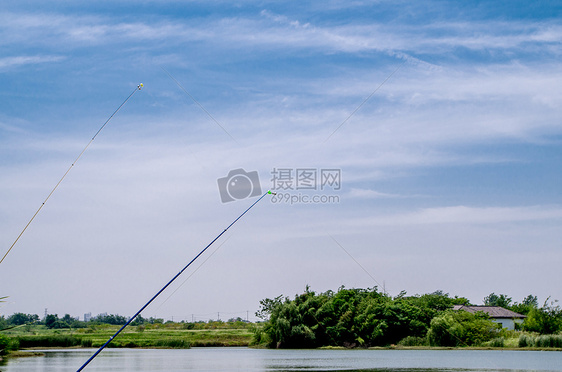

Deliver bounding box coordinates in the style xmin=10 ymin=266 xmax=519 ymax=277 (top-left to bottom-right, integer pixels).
xmin=3 ymin=348 xmax=562 ymax=371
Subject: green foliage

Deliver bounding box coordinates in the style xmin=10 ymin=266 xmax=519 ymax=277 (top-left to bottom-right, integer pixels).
xmin=17 ymin=334 xmax=83 ymax=348
xmin=487 ymin=337 xmax=505 ymax=347
xmin=519 ymin=334 xmax=562 ymax=348
xmin=131 ymin=315 xmax=146 ymax=325
xmin=256 ymin=295 xmax=284 ymax=320
xmin=522 ymin=303 xmax=562 ymax=334
xmin=44 ymin=314 xmax=82 ymax=329
xmin=511 ymin=295 xmax=539 ymax=315
xmin=91 ymin=314 xmax=128 ymax=325
xmin=398 ymin=335 xmax=428 ymax=346
xmin=249 ymin=323 xmax=270 ymax=346
xmin=426 ymin=310 xmax=499 ymax=346
xmin=0 ymin=333 xmax=12 ymax=355
xmin=262 ymin=287 xmax=462 ymax=348
xmin=44 ymin=314 xmax=59 ymax=329
xmin=7 ymin=313 xmax=39 ymax=326
xmin=483 ymin=293 xmax=512 ymax=308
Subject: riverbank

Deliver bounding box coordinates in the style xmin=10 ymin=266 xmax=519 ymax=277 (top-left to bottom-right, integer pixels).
xmin=4 ymin=324 xmax=253 ymax=350
xmin=3 ymin=347 xmax=562 ymax=371
xmin=4 ymin=324 xmax=561 ymax=353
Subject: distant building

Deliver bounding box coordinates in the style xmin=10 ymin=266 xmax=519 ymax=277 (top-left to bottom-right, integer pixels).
xmin=84 ymin=312 xmax=92 ymax=322
xmin=453 ymin=305 xmax=526 ymax=330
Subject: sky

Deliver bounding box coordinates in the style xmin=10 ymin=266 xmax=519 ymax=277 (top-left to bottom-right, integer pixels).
xmin=1 ymin=0 xmax=561 ymax=322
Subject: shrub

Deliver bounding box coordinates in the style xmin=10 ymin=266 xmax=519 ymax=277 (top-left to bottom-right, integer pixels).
xmin=428 ymin=310 xmax=499 ymax=346
xmin=535 ymin=334 xmax=562 ymax=348
xmin=398 ymin=336 xmax=428 ymax=346
xmin=487 ymin=337 xmax=504 ymax=347
xmin=16 ymin=335 xmax=81 ymax=348
xmin=518 ymin=334 xmax=533 ymax=347
xmin=0 ymin=334 xmax=15 ymax=355
xmin=518 ymin=334 xmax=562 ymax=348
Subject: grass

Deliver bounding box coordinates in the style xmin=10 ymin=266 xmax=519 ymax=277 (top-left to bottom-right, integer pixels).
xmin=5 ymin=324 xmax=562 ymax=351
xmin=5 ymin=324 xmax=253 ymax=349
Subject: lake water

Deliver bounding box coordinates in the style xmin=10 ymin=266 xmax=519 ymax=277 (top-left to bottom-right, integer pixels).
xmin=2 ymin=347 xmax=562 ymax=371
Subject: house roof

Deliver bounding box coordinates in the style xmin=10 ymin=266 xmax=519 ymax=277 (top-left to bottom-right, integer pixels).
xmin=453 ymin=305 xmax=526 ymax=318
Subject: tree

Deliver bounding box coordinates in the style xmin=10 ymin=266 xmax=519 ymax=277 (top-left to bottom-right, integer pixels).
xmin=483 ymin=293 xmax=512 ymax=308
xmin=131 ymin=315 xmax=146 ymax=325
xmin=45 ymin=314 xmax=59 ymax=329
xmin=92 ymin=314 xmax=127 ymax=325
xmin=511 ymin=295 xmax=538 ymax=315
xmin=0 ymin=334 xmax=12 ymax=355
xmin=7 ymin=313 xmax=39 ymax=326
xmin=428 ymin=310 xmax=499 ymax=346
xmin=522 ymin=297 xmax=561 ymax=334
xmin=256 ymin=295 xmax=284 ymax=320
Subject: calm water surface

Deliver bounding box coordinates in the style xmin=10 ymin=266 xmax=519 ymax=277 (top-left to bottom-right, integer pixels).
xmin=2 ymin=347 xmax=561 ymax=371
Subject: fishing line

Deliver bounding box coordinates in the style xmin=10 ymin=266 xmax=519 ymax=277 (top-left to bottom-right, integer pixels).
xmin=162 ymin=68 xmax=239 ymax=144
xmin=152 ymin=235 xmax=232 ymax=314
xmin=0 ymin=83 xmax=143 ymax=266
xmin=329 ymin=235 xmax=385 ymax=293
xmin=76 ymin=190 xmax=276 ymax=372
xmin=324 ymin=59 xmax=406 ymax=143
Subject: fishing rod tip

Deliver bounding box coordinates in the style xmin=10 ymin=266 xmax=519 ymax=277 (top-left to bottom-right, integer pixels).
xmin=138 ymin=83 xmax=143 ymax=90
xmin=268 ymin=190 xmax=277 ymax=195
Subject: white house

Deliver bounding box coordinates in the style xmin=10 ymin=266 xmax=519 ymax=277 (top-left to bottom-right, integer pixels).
xmin=453 ymin=305 xmax=526 ymax=330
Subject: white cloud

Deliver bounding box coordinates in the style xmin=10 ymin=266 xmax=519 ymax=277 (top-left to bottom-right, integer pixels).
xmin=346 ymin=188 xmax=403 ymax=199
xmin=348 ymin=205 xmax=562 ymax=227
xmin=0 ymin=55 xmax=64 ymax=71
xmin=1 ymin=11 xmax=561 ymax=58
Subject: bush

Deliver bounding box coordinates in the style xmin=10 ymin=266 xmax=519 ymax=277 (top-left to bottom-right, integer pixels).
xmin=16 ymin=335 xmax=82 ymax=348
xmin=536 ymin=334 xmax=562 ymax=348
xmin=518 ymin=334 xmax=533 ymax=347
xmin=0 ymin=334 xmax=14 ymax=355
xmin=518 ymin=334 xmax=562 ymax=348
xmin=428 ymin=310 xmax=499 ymax=346
xmin=522 ymin=304 xmax=562 ymax=334
xmin=487 ymin=337 xmax=504 ymax=347
xmin=398 ymin=336 xmax=428 ymax=346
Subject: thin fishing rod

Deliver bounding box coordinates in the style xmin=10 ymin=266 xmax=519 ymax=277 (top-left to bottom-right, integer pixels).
xmin=76 ymin=190 xmax=276 ymax=372
xmin=0 ymin=84 xmax=143 ymax=266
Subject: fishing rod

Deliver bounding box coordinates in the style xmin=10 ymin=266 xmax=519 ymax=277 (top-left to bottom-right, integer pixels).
xmin=76 ymin=190 xmax=276 ymax=371
xmin=0 ymin=84 xmax=143 ymax=265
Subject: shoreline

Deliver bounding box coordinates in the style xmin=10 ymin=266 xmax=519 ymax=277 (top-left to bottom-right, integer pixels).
xmin=8 ymin=344 xmax=562 ymax=355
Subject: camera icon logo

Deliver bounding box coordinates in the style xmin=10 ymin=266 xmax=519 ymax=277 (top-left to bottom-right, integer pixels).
xmin=217 ymin=168 xmax=262 ymax=203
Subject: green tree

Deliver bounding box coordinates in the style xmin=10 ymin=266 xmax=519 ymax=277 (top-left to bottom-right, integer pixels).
xmin=131 ymin=315 xmax=147 ymax=325
xmin=483 ymin=293 xmax=512 ymax=308
xmin=0 ymin=333 xmax=13 ymax=355
xmin=511 ymin=295 xmax=538 ymax=315
xmin=522 ymin=298 xmax=561 ymax=334
xmin=45 ymin=314 xmax=59 ymax=329
xmin=92 ymin=314 xmax=127 ymax=325
xmin=256 ymin=295 xmax=285 ymax=320
xmin=428 ymin=310 xmax=499 ymax=346
xmin=7 ymin=313 xmax=39 ymax=325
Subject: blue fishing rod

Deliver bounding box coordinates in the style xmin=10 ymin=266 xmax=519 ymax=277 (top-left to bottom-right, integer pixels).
xmin=76 ymin=190 xmax=276 ymax=371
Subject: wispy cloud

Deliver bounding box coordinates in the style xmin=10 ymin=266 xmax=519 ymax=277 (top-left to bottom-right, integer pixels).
xmin=1 ymin=10 xmax=561 ymax=58
xmin=346 ymin=188 xmax=404 ymax=199
xmin=0 ymin=55 xmax=64 ymax=71
xmin=350 ymin=205 xmax=562 ymax=226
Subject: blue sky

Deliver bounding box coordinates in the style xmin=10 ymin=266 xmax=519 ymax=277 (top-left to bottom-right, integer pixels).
xmin=1 ymin=0 xmax=561 ymax=321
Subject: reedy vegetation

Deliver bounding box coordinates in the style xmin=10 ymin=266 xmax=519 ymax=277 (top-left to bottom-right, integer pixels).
xmin=254 ymin=287 xmax=562 ymax=348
